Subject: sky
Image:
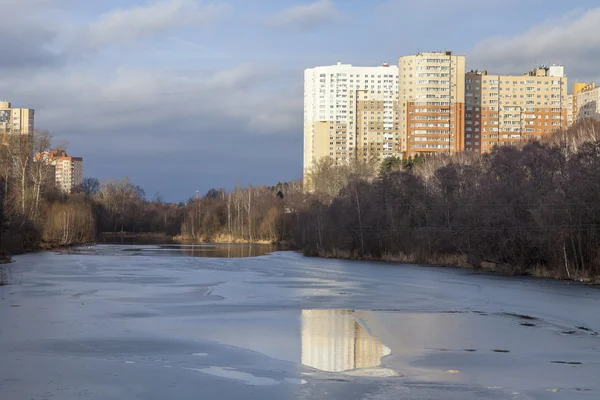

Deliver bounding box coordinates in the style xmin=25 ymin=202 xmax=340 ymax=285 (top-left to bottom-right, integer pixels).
xmin=2 ymin=0 xmax=600 ymax=202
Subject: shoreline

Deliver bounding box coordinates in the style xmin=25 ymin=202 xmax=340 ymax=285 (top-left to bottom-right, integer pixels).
xmin=172 ymin=234 xmax=277 ymax=246
xmin=99 ymin=232 xmax=285 ymax=246
xmin=311 ymin=250 xmax=600 ymax=285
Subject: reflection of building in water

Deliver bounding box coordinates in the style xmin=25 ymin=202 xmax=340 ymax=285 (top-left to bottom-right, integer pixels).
xmin=301 ymin=310 xmax=391 ymax=372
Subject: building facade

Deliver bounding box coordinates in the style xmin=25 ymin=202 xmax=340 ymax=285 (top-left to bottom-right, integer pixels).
xmin=399 ymin=51 xmax=466 ymax=158
xmin=303 ymin=62 xmax=399 ymax=185
xmin=54 ymin=155 xmax=83 ymax=193
xmin=572 ymin=82 xmax=600 ymax=120
xmin=304 ymin=55 xmax=580 ymax=176
xmin=464 ymin=66 xmax=568 ymax=154
xmin=0 ymin=101 xmax=34 ymax=136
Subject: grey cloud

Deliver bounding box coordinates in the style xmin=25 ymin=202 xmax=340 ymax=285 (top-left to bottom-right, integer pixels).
xmin=0 ymin=31 xmax=62 ymax=70
xmin=0 ymin=1 xmax=66 ymax=71
xmin=470 ymin=8 xmax=600 ymax=82
xmin=266 ymin=0 xmax=339 ymax=31
xmin=80 ymin=0 xmax=229 ymax=49
xmin=1 ymin=62 xmax=301 ymax=146
xmin=0 ymin=0 xmax=304 ymax=200
xmin=0 ymin=60 xmax=303 ymax=200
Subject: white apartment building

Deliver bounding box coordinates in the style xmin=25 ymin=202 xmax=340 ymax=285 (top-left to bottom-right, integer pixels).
xmin=303 ymin=62 xmax=399 ymax=185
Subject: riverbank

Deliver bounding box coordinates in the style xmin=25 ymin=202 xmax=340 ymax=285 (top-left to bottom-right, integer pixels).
xmin=0 ymin=250 xmax=11 ymax=265
xmin=174 ymin=233 xmax=280 ymax=246
xmin=100 ymin=232 xmax=174 ymax=240
xmin=0 ymin=239 xmax=95 ymax=259
xmin=311 ymin=249 xmax=600 ymax=284
xmin=100 ymin=232 xmax=289 ymax=247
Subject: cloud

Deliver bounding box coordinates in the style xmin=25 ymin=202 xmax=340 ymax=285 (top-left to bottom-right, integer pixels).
xmin=266 ymin=0 xmax=339 ymax=31
xmin=82 ymin=0 xmax=229 ymax=48
xmin=0 ymin=0 xmax=66 ymax=71
xmin=378 ymin=0 xmax=538 ymax=14
xmin=1 ymin=61 xmax=300 ymax=143
xmin=470 ymin=7 xmax=600 ymax=81
xmin=0 ymin=60 xmax=303 ymax=200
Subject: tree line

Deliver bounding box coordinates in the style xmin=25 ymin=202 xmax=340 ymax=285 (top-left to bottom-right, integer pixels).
xmin=3 ymin=119 xmax=600 ymax=280
xmin=294 ymin=119 xmax=600 ymax=280
xmin=0 ymin=132 xmax=185 ymax=256
xmin=0 ymin=129 xmax=303 ymax=257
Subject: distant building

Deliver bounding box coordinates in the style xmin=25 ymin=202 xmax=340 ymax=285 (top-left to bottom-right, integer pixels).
xmin=464 ymin=65 xmax=568 ymax=154
xmin=572 ymin=82 xmax=600 ymax=121
xmin=35 ymin=150 xmax=83 ymax=193
xmin=303 ymin=54 xmax=591 ymax=170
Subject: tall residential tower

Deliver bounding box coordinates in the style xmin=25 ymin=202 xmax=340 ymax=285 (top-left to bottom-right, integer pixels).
xmin=303 ymin=62 xmax=399 ymax=185
xmin=399 ymin=51 xmax=466 ymax=158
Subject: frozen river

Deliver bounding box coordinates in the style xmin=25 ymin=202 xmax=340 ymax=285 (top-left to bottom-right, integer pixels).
xmin=1 ymin=244 xmax=600 ymax=399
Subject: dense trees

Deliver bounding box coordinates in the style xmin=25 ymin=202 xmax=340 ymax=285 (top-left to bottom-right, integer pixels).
xmin=0 ymin=133 xmax=185 ymax=254
xmin=0 ymin=131 xmax=91 ymax=253
xmin=4 ymin=120 xmax=600 ymax=281
xmin=91 ymin=178 xmax=185 ymax=236
xmin=295 ymin=119 xmax=600 ymax=279
xmin=180 ymin=181 xmax=303 ymax=244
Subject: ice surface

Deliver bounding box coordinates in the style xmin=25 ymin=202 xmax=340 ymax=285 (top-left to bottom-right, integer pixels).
xmin=1 ymin=246 xmax=600 ymax=399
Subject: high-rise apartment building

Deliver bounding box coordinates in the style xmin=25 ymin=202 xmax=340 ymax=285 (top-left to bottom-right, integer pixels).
xmin=571 ymin=82 xmax=600 ymax=120
xmin=0 ymin=101 xmax=34 ymax=136
xmin=35 ymin=150 xmax=83 ymax=193
xmin=303 ymin=62 xmax=399 ymax=185
xmin=399 ymin=51 xmax=466 ymax=158
xmin=464 ymin=66 xmax=568 ymax=154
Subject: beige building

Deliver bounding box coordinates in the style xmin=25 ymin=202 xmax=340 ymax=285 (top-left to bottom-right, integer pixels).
xmin=571 ymin=82 xmax=600 ymax=121
xmin=0 ymin=101 xmax=34 ymax=136
xmin=464 ymin=65 xmax=568 ymax=154
xmin=352 ymin=90 xmax=400 ymax=160
xmin=35 ymin=150 xmax=83 ymax=193
xmin=399 ymin=51 xmax=466 ymax=158
xmin=566 ymin=93 xmax=574 ymax=127
xmin=303 ymin=62 xmax=400 ymax=186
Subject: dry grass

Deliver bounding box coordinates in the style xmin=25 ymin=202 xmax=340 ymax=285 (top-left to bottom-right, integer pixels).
xmin=316 ymin=249 xmax=470 ymax=268
xmin=312 ymin=249 xmax=600 ymax=283
xmin=173 ymin=233 xmax=275 ymax=245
